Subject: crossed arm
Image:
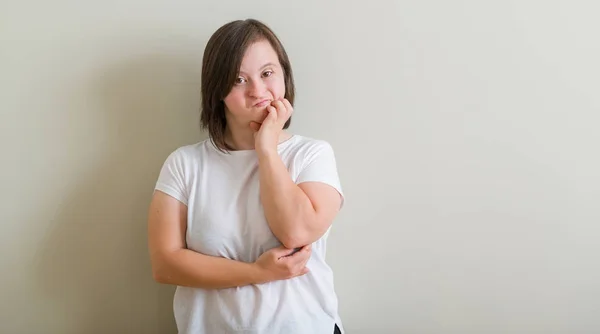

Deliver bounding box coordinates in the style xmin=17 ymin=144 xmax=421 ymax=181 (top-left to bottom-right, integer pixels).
xmin=148 ymin=190 xmax=314 ymax=289
xmin=148 ymin=149 xmax=342 ymax=289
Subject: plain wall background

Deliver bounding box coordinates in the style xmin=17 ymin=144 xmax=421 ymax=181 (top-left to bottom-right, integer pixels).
xmin=2 ymin=1 xmax=599 ymax=333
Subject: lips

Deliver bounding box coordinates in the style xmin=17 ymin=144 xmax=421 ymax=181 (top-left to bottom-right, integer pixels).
xmin=253 ymin=99 xmax=271 ymax=107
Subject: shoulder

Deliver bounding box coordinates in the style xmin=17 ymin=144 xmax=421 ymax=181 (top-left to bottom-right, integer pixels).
xmin=155 ymin=140 xmax=212 ymax=204
xmin=281 ymin=134 xmax=340 ymax=174
xmin=158 ymin=139 xmax=217 ymax=177
xmin=163 ymin=139 xmax=211 ymax=164
xmin=287 ymin=135 xmax=344 ymax=199
xmin=285 ymin=134 xmax=336 ymax=157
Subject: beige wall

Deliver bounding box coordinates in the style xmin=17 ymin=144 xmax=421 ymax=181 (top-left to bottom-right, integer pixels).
xmin=2 ymin=1 xmax=599 ymax=333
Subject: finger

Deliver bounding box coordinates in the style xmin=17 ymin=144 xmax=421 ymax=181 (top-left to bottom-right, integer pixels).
xmin=298 ymin=258 xmax=311 ymax=275
xmin=299 ymin=267 xmax=310 ymax=276
xmin=299 ymin=251 xmax=310 ymax=261
xmin=279 ymin=99 xmax=292 ymax=124
xmin=302 ymin=245 xmax=312 ymax=255
xmin=274 ymin=100 xmax=290 ymax=122
xmin=275 ymin=99 xmax=289 ymax=112
xmin=282 ymin=99 xmax=293 ymax=115
xmin=281 ymin=248 xmax=303 ymax=260
xmin=295 ymin=244 xmax=311 ymax=254
xmin=293 ymin=247 xmax=312 ymax=265
xmin=286 ymin=247 xmax=303 ymax=257
xmin=262 ymin=106 xmax=277 ymax=125
xmin=294 ymin=244 xmax=311 ymax=254
xmin=280 ymin=247 xmax=307 ymax=263
xmin=272 ymin=99 xmax=286 ymax=114
xmin=270 ymin=245 xmax=294 ymax=257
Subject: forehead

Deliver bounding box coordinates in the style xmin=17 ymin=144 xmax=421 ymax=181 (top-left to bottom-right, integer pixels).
xmin=239 ymin=39 xmax=280 ymax=71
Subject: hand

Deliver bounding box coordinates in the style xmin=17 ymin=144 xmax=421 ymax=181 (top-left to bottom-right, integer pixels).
xmin=252 ymin=244 xmax=311 ymax=284
xmin=250 ymin=98 xmax=293 ymax=154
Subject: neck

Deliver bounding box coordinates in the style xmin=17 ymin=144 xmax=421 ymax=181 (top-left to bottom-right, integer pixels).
xmin=224 ymin=124 xmax=292 ymax=151
xmin=225 ymin=125 xmax=256 ymax=150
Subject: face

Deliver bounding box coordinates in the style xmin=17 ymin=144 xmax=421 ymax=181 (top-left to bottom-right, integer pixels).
xmin=223 ymin=39 xmax=286 ymax=128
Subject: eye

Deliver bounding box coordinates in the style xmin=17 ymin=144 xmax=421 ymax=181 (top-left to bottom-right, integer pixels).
xmin=234 ymin=76 xmax=246 ymax=85
xmin=262 ymin=70 xmax=273 ymax=78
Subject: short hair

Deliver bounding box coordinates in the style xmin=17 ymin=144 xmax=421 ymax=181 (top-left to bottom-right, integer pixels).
xmin=200 ymin=19 xmax=295 ymax=152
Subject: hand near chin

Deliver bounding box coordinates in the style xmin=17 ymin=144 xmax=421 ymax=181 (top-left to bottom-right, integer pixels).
xmin=250 ymin=98 xmax=293 ymax=154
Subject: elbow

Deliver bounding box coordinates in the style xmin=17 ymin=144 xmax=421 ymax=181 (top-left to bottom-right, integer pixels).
xmin=278 ymin=227 xmax=312 ymax=250
xmin=280 ymin=237 xmax=305 ymax=250
xmin=152 ymin=267 xmax=169 ymax=284
xmin=151 ymin=264 xmax=169 ymax=284
xmin=150 ymin=254 xmax=174 ymax=284
xmin=278 ymin=218 xmax=333 ymax=249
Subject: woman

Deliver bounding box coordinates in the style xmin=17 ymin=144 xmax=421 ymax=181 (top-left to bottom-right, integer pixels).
xmin=148 ymin=19 xmax=344 ymax=334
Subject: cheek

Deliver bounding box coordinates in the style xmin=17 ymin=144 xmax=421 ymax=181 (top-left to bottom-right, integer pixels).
xmin=270 ymin=77 xmax=286 ymax=99
xmin=224 ymin=89 xmax=245 ymax=109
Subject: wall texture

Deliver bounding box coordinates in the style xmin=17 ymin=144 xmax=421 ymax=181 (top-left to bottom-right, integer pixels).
xmin=1 ymin=1 xmax=598 ymax=333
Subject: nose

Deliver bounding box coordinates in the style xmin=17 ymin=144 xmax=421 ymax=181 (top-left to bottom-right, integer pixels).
xmin=248 ymin=79 xmax=267 ymax=98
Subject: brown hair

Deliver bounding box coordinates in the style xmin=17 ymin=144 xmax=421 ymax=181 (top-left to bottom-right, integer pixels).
xmin=200 ymin=19 xmax=295 ymax=152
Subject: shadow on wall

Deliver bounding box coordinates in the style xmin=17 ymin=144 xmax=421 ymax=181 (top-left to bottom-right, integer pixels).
xmin=35 ymin=51 xmax=206 ymax=334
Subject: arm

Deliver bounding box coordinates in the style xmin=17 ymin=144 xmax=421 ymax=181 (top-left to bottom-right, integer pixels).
xmin=148 ymin=190 xmax=261 ymax=289
xmin=148 ymin=190 xmax=312 ymax=288
xmin=252 ymin=99 xmax=343 ymax=249
xmin=257 ymin=151 xmax=342 ymax=249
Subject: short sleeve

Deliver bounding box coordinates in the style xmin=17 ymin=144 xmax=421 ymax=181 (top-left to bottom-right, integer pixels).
xmin=295 ymin=141 xmax=344 ymax=208
xmin=154 ymin=149 xmax=189 ymax=205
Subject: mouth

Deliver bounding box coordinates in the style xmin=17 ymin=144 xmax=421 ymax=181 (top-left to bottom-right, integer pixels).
xmin=253 ymin=99 xmax=271 ymax=108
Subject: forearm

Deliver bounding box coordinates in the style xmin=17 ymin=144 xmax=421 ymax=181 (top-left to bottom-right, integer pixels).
xmin=257 ymin=151 xmax=317 ymax=248
xmin=152 ymin=248 xmax=263 ymax=289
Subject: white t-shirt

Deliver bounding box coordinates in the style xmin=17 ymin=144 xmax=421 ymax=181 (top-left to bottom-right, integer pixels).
xmin=154 ymin=134 xmax=345 ymax=334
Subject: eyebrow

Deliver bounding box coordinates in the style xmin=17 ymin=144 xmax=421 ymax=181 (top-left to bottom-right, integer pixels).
xmin=239 ymin=62 xmax=277 ymax=75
